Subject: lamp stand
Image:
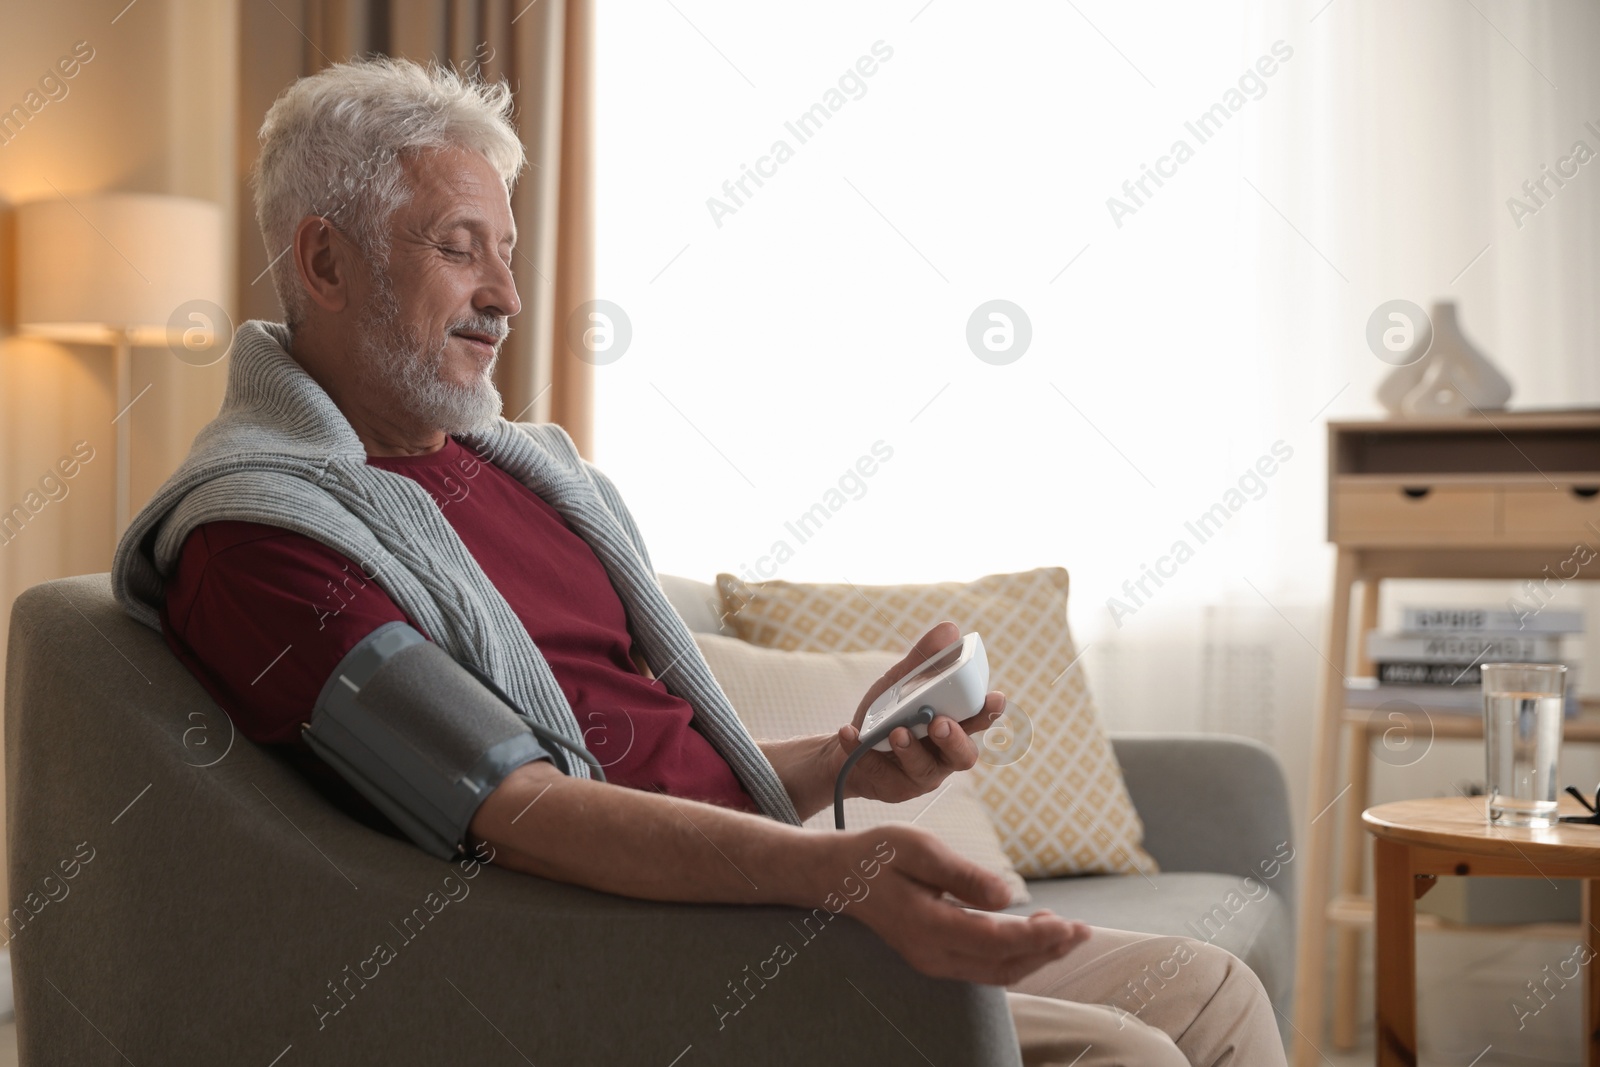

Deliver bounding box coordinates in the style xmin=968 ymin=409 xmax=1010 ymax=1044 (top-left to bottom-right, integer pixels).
xmin=112 ymin=328 xmax=133 ymax=537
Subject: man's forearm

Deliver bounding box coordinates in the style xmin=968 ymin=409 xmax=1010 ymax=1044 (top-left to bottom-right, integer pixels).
xmin=467 ymin=761 xmax=1086 ymax=989
xmin=468 ymin=761 xmax=839 ymax=906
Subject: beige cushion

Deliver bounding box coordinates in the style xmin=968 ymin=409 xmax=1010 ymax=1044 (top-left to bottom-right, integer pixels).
xmin=692 ymin=632 xmax=1030 ymax=906
xmin=657 ymin=573 xmax=729 ymax=635
xmin=714 ymin=569 xmax=1156 ymax=879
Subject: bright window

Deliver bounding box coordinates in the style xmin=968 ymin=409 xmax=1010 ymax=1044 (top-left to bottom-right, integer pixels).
xmin=595 ymin=1 xmax=1327 ymax=641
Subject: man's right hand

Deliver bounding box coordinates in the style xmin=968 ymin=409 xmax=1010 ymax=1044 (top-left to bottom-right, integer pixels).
xmin=822 ymin=823 xmax=1090 ymax=986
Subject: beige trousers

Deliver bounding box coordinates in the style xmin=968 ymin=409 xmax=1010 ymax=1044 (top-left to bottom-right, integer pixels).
xmin=1005 ymin=925 xmax=1287 ymax=1067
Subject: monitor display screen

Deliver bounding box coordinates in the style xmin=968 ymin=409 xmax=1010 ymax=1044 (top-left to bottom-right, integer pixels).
xmin=896 ymin=639 xmax=965 ymax=700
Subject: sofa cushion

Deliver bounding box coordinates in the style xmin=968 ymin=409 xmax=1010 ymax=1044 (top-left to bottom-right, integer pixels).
xmin=1010 ymin=872 xmax=1293 ymax=1011
xmin=658 ymin=573 xmax=728 ymax=635
xmin=715 ymin=568 xmax=1155 ymax=880
xmin=693 ymin=632 xmax=1030 ymax=906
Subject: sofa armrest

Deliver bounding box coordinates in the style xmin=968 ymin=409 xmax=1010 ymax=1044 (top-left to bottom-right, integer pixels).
xmin=6 ymin=574 xmax=1021 ymax=1066
xmin=1111 ymin=733 xmax=1296 ymax=906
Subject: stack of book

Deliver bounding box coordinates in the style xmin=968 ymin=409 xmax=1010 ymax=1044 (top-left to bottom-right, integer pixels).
xmin=1344 ymin=606 xmax=1584 ymax=715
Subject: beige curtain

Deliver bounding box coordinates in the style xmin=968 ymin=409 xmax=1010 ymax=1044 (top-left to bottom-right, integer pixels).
xmin=236 ymin=0 xmax=596 ymax=456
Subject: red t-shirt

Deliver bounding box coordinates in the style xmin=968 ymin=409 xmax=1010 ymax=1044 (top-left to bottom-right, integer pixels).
xmin=158 ymin=435 xmax=760 ymax=838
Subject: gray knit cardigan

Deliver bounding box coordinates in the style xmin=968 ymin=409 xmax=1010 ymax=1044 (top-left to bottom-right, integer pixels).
xmin=112 ymin=319 xmax=801 ymax=825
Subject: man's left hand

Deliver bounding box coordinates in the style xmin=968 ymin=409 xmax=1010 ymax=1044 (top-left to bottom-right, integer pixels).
xmin=835 ymin=620 xmax=1004 ymax=805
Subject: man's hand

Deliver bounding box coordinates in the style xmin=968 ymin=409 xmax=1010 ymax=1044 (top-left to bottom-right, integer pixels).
xmin=828 ymin=823 xmax=1089 ymax=985
xmin=837 ymin=619 xmax=1006 ymax=805
xmin=760 ymin=620 xmax=1007 ymax=820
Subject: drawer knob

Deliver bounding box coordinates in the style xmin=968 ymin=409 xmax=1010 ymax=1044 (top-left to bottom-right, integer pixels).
xmin=1401 ymin=486 xmax=1432 ymax=500
xmin=1574 ymin=486 xmax=1600 ymax=500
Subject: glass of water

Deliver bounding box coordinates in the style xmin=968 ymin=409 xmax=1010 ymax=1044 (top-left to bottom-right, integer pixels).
xmin=1482 ymin=663 xmax=1567 ymax=827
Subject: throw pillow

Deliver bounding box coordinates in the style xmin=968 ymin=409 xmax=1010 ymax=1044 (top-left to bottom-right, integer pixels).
xmin=692 ymin=632 xmax=1030 ymax=905
xmin=714 ymin=568 xmax=1156 ymax=879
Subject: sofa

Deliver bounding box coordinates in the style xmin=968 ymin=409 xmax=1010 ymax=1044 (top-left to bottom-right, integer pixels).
xmin=4 ymin=571 xmax=1294 ymax=1064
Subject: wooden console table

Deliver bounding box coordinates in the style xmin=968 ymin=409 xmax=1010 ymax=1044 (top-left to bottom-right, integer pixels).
xmin=1290 ymin=411 xmax=1600 ymax=1067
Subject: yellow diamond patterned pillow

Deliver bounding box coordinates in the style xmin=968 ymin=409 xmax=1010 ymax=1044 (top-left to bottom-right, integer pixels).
xmin=715 ymin=568 xmax=1156 ymax=879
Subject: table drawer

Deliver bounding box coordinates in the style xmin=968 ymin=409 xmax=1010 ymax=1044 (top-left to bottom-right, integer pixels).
xmin=1332 ymin=485 xmax=1497 ymax=544
xmin=1503 ymin=485 xmax=1600 ymax=542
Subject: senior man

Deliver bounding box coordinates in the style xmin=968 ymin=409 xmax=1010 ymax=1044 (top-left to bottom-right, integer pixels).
xmin=111 ymin=57 xmax=1285 ymax=1066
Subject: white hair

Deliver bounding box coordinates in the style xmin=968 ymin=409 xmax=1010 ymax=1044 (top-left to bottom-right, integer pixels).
xmin=251 ymin=55 xmax=526 ymax=327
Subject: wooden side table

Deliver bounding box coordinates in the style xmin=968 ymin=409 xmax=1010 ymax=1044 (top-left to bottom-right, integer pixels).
xmin=1292 ymin=411 xmax=1600 ymax=1067
xmin=1364 ymin=796 xmax=1600 ymax=1067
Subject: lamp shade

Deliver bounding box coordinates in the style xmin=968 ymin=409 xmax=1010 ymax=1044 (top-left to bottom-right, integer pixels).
xmin=15 ymin=192 xmax=225 ymax=345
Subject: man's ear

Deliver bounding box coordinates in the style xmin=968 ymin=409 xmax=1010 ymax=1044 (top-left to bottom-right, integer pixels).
xmin=291 ymin=215 xmax=354 ymax=314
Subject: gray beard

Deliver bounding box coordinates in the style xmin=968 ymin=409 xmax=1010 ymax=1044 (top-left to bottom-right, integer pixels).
xmin=355 ymin=270 xmax=504 ymax=436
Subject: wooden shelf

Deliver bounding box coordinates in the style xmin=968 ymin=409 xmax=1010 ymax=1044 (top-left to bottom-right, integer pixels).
xmin=1343 ymin=699 xmax=1600 ymax=741
xmin=1327 ymin=893 xmax=1583 ymax=940
xmin=1328 ymin=410 xmax=1600 ymax=434
xmin=1336 ymin=472 xmax=1600 ymax=487
xmin=1330 ymin=412 xmax=1600 ymax=481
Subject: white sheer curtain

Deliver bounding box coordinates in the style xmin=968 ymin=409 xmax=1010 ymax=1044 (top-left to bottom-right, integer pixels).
xmin=592 ymin=0 xmax=1600 ymax=830
xmin=1240 ymin=0 xmax=1600 ymax=824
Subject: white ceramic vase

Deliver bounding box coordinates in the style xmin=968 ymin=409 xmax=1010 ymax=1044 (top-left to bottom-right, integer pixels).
xmin=1376 ymin=301 xmax=1513 ymax=416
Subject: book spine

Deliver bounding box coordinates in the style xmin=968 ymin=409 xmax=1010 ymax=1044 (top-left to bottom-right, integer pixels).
xmin=1365 ymin=633 xmax=1561 ymax=662
xmin=1400 ymin=608 xmax=1583 ymax=633
xmin=1376 ymin=662 xmax=1481 ymax=686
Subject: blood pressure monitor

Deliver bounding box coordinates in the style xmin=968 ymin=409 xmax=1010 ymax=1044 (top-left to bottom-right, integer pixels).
xmin=832 ymin=630 xmax=991 ymax=828
xmin=858 ymin=632 xmax=989 ymax=752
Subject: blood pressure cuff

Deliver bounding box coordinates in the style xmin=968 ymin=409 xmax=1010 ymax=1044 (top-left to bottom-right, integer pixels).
xmin=301 ymin=621 xmax=562 ymax=860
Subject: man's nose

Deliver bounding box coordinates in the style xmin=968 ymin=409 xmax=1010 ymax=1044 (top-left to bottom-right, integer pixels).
xmin=478 ymin=255 xmax=521 ymax=320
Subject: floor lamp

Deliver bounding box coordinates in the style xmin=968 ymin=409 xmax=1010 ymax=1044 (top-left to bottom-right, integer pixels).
xmin=14 ymin=192 xmax=225 ymax=538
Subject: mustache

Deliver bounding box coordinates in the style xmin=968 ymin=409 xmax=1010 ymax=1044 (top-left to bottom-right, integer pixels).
xmin=449 ymin=317 xmax=508 ymax=345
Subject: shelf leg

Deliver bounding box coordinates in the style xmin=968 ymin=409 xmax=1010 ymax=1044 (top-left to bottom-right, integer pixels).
xmin=1332 ymin=576 xmax=1381 ymax=1049
xmin=1332 ymin=716 xmax=1372 ymax=1048
xmin=1292 ymin=547 xmax=1357 ymax=1067
xmin=1353 ymin=576 xmax=1380 ymax=677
